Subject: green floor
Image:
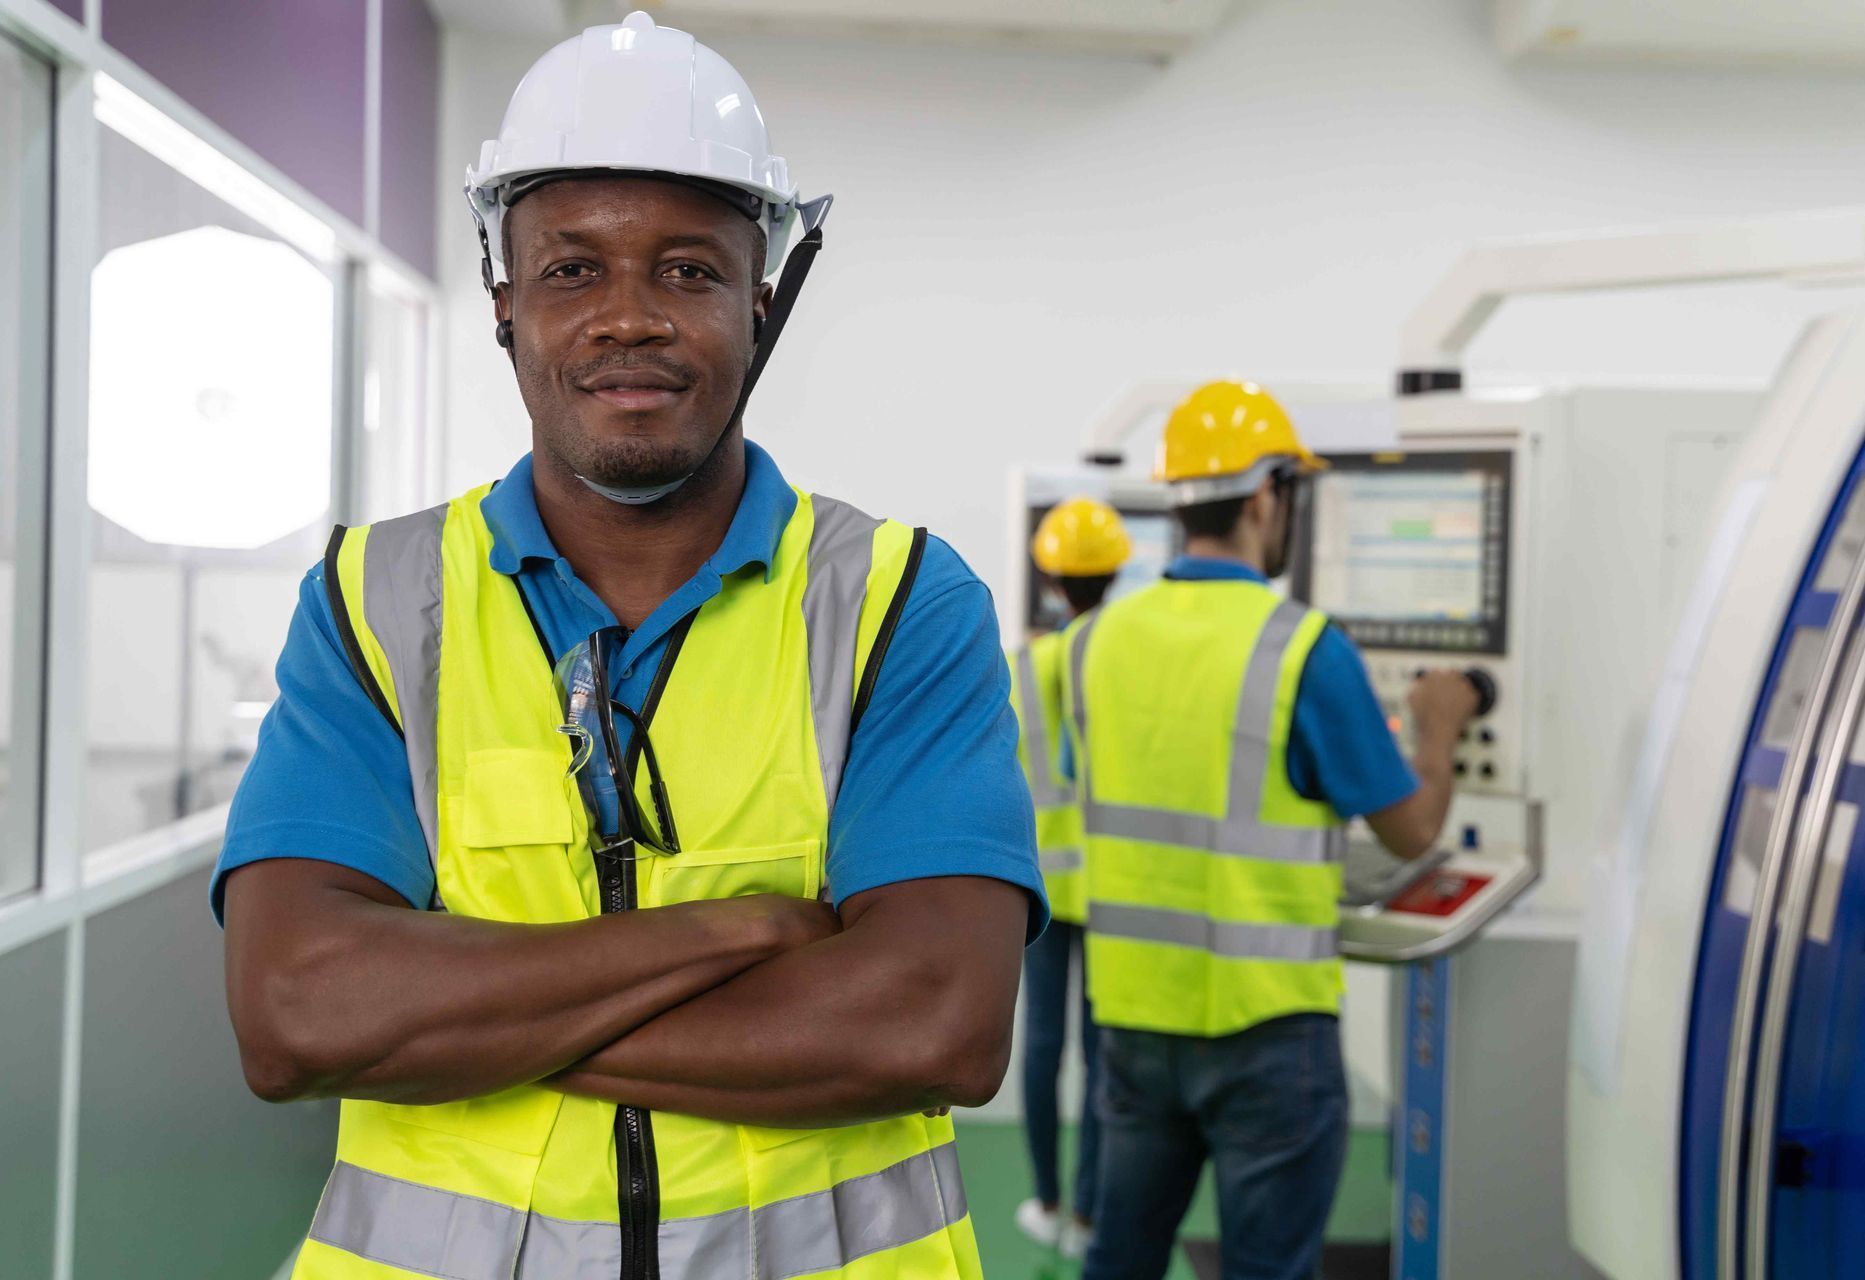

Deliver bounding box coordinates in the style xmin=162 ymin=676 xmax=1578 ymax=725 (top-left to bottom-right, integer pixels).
xmin=954 ymin=1121 xmax=1391 ymax=1280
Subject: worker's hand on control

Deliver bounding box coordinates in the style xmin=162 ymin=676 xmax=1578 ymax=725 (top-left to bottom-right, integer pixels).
xmin=1408 ymin=669 xmax=1482 ymax=743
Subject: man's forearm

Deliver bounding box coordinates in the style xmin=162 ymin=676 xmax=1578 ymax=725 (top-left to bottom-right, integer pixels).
xmin=550 ymin=877 xmax=1027 ymax=1127
xmin=224 ymin=861 xmax=831 ymax=1106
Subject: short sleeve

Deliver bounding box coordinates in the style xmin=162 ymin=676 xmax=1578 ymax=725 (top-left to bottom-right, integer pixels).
xmin=210 ymin=563 xmax=436 ymax=922
xmin=1286 ymin=624 xmax=1420 ymax=819
xmin=827 ymin=536 xmax=1048 ymax=940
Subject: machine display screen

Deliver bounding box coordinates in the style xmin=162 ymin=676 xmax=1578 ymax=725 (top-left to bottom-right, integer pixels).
xmin=1025 ymin=507 xmax=1178 ymax=635
xmin=1290 ymin=451 xmax=1511 ymax=654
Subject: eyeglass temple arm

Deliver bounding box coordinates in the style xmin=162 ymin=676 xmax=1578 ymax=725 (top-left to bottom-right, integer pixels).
xmin=607 ymin=697 xmax=681 ymax=854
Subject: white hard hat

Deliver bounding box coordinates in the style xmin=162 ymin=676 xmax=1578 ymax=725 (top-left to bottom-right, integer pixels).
xmin=465 ymin=11 xmax=812 ymax=285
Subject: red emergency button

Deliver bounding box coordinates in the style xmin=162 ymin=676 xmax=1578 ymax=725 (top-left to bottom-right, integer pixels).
xmin=1389 ymin=871 xmax=1491 ymax=918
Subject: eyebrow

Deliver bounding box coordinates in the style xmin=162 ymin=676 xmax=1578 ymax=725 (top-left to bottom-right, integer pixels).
xmin=657 ymin=232 xmax=735 ymax=255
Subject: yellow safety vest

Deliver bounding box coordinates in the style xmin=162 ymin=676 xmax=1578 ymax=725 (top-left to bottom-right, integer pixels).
xmin=295 ymin=482 xmax=982 ymax=1280
xmin=1008 ymin=633 xmax=1085 ymax=925
xmin=1063 ymin=578 xmax=1345 ymax=1039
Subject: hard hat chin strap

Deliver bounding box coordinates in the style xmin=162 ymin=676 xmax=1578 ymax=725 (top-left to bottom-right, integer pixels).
xmin=575 ymin=472 xmax=693 ymax=505
xmin=724 ymin=195 xmax=832 ymax=433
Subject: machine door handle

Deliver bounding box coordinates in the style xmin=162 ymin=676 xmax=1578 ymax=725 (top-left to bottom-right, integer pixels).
xmin=1718 ymin=536 xmax=1865 ymax=1280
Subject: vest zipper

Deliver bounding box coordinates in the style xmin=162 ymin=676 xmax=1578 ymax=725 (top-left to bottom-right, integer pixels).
xmin=593 ymin=834 xmax=658 ymax=1280
xmin=596 ymin=613 xmax=694 ymax=1280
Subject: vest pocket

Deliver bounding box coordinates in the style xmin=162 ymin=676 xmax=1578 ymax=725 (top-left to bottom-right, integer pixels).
xmin=645 ymin=838 xmax=823 ymax=907
xmin=462 ymin=748 xmax=575 ymax=848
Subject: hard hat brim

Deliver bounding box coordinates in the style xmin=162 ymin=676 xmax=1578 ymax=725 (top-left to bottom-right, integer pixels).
xmin=1163 ymin=453 xmax=1325 ymax=507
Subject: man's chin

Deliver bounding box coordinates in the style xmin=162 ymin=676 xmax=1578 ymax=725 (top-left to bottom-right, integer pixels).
xmin=571 ymin=439 xmax=712 ymax=493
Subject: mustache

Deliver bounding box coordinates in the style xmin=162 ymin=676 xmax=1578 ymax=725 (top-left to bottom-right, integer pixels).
xmin=565 ymin=351 xmax=702 ymax=389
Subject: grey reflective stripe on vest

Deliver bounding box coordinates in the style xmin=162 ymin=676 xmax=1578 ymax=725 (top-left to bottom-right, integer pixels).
xmin=803 ymin=495 xmax=883 ymax=812
xmin=1065 ymin=609 xmax=1100 ymax=775
xmin=308 ymin=1161 xmax=522 ymax=1280
xmin=310 ymin=1144 xmax=968 ymax=1280
xmin=359 ymin=503 xmax=448 ymax=874
xmin=1089 ymin=901 xmax=1337 ymax=963
xmin=1077 ymin=599 xmax=1335 ymax=865
xmin=1039 ymin=847 xmax=1084 ymax=874
xmin=1014 ymin=646 xmax=1070 ymax=808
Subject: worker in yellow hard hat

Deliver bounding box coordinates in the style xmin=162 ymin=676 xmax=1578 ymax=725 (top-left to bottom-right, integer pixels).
xmin=1009 ymin=496 xmax=1130 ymax=1259
xmin=1069 ymin=382 xmax=1481 ymax=1280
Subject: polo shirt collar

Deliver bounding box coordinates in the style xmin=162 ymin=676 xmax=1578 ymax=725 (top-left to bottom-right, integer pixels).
xmin=1164 ymin=553 xmax=1268 ymax=584
xmin=481 ymin=440 xmax=798 ymax=582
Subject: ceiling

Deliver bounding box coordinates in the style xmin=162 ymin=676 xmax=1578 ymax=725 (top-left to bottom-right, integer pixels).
xmin=428 ymin=0 xmax=1241 ymax=58
xmin=427 ymin=0 xmax=1865 ymax=68
xmin=1495 ymin=0 xmax=1865 ymax=68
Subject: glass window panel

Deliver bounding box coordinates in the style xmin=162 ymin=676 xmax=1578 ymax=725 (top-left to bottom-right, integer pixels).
xmin=83 ymin=113 xmax=337 ymax=859
xmin=357 ymin=266 xmax=434 ymax=524
xmin=1722 ymin=783 xmax=1777 ymax=917
xmin=0 ymin=36 xmax=53 ymax=899
xmin=1814 ymin=478 xmax=1865 ymax=594
xmin=1763 ymin=627 xmax=1831 ymax=752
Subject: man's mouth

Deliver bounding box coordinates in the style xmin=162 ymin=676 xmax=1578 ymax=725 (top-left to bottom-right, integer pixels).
xmin=578 ymin=368 xmax=690 ymax=412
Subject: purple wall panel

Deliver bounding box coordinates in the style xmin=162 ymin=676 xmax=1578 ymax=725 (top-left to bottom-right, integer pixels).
xmin=103 ymin=0 xmax=368 ymax=227
xmin=380 ymin=0 xmax=439 ymax=280
xmin=50 ymin=0 xmax=83 ymax=22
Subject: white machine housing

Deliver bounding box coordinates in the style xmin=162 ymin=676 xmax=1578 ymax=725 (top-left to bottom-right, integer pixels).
xmin=1566 ymin=310 xmax=1865 ymax=1280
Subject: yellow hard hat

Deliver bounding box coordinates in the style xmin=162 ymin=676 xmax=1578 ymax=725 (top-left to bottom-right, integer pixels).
xmin=1031 ymin=497 xmax=1133 ymax=578
xmin=1155 ymin=380 xmax=1325 ymax=506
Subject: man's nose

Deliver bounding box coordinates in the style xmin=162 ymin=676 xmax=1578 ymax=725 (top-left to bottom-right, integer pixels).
xmin=581 ymin=272 xmax=676 ymax=346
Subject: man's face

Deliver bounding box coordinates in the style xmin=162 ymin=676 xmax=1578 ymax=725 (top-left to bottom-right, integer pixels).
xmin=497 ymin=176 xmax=768 ymax=492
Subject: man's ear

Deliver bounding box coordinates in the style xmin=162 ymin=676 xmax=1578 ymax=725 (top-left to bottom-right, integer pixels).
xmin=493 ymin=283 xmax=514 ymax=354
xmin=752 ymin=281 xmax=774 ymax=342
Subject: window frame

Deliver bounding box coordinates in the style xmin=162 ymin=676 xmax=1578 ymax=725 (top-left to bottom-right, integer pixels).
xmin=0 ymin=29 xmax=53 ymax=903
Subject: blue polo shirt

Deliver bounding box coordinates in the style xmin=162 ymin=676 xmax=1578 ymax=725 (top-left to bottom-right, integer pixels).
xmin=1061 ymin=555 xmax=1417 ymax=819
xmin=213 ymin=441 xmax=1045 ymax=936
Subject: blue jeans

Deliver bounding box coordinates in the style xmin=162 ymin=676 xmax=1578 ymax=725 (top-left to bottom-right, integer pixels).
xmin=1084 ymin=1014 xmax=1347 ymax=1280
xmin=1021 ymin=920 xmax=1102 ymax=1218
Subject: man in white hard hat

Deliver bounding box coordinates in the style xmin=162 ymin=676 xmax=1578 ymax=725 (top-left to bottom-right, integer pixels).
xmin=214 ymin=15 xmax=1041 ymax=1279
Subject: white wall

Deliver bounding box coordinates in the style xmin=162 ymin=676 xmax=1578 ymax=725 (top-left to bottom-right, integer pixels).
xmin=438 ymin=0 xmax=1865 ymax=608
xmin=436 ymin=0 xmax=1865 ymax=1124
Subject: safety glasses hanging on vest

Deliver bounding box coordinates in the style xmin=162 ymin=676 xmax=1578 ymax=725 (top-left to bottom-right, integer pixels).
xmin=554 ymin=627 xmax=682 ymax=879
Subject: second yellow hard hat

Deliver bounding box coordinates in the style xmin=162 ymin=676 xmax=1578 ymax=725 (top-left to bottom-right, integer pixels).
xmin=1156 ymin=380 xmax=1325 ymax=505
xmin=1031 ymin=497 xmax=1132 ymax=577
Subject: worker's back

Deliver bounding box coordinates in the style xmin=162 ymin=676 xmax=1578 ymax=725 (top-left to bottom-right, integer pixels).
xmin=1065 ymin=575 xmax=1345 ymax=1039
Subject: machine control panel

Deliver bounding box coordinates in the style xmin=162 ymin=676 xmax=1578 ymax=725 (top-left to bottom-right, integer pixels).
xmin=1290 ymin=447 xmax=1527 ymax=797
xmin=1364 ymin=655 xmax=1522 ymax=796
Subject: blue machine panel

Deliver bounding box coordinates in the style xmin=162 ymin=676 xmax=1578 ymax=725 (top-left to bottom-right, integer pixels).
xmin=1397 ymin=957 xmax=1451 ymax=1280
xmin=1680 ymin=435 xmax=1865 ymax=1279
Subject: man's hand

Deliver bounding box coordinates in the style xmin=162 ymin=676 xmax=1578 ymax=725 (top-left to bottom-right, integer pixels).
xmin=1367 ymin=670 xmax=1482 ymax=861
xmin=222 ymin=859 xmax=835 ymax=1106
xmin=1408 ymin=669 xmax=1481 ymax=748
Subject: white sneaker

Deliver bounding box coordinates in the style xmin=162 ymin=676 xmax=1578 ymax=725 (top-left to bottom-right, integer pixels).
xmin=1014 ymin=1198 xmax=1064 ymax=1249
xmin=1059 ymin=1218 xmax=1094 ymax=1261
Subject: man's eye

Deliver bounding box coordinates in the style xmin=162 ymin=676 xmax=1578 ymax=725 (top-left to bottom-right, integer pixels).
xmin=666 ymin=263 xmax=716 ymax=282
xmin=546 ymin=263 xmax=593 ymax=279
